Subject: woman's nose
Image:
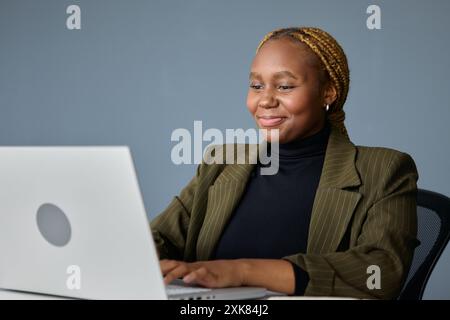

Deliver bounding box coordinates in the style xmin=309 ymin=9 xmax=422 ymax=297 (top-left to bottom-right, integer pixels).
xmin=258 ymin=92 xmax=278 ymax=109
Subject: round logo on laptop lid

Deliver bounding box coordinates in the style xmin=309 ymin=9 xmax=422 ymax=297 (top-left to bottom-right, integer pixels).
xmin=36 ymin=203 xmax=72 ymax=247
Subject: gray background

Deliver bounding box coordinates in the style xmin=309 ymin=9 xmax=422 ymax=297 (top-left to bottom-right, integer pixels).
xmin=1 ymin=0 xmax=449 ymax=299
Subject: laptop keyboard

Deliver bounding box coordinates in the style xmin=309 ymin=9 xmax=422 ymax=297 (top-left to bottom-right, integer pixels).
xmin=166 ymin=284 xmax=212 ymax=295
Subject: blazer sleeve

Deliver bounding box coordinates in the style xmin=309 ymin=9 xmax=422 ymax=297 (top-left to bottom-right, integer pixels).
xmin=282 ymin=151 xmax=420 ymax=299
xmin=150 ymin=164 xmax=200 ymax=260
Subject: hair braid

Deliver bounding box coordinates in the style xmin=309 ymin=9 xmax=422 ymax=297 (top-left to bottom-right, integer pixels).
xmin=256 ymin=27 xmax=350 ymax=138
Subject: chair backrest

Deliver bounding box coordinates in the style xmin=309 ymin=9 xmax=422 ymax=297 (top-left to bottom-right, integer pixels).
xmin=398 ymin=189 xmax=450 ymax=300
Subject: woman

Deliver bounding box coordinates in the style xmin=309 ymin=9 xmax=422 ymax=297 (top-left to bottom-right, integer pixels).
xmin=150 ymin=27 xmax=419 ymax=299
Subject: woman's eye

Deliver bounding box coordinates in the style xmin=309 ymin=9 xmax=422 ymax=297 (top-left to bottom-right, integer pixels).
xmin=250 ymin=84 xmax=263 ymax=90
xmin=278 ymin=85 xmax=295 ymax=90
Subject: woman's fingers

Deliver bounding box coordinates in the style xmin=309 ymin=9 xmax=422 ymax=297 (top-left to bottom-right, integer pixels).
xmin=159 ymin=260 xmax=233 ymax=288
xmin=184 ymin=267 xmax=217 ymax=287
xmin=183 ymin=266 xmax=207 ymax=283
xmin=163 ymin=263 xmax=191 ymax=285
xmin=160 ymin=259 xmax=181 ymax=275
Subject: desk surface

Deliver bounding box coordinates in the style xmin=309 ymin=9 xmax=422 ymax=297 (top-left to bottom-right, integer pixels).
xmin=0 ymin=288 xmax=67 ymax=300
xmin=0 ymin=288 xmax=358 ymax=300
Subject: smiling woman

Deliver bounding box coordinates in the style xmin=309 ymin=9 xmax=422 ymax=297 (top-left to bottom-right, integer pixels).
xmin=150 ymin=27 xmax=419 ymax=299
xmin=248 ymin=37 xmax=336 ymax=143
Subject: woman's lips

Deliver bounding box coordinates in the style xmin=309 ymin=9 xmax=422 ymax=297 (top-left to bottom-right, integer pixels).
xmin=257 ymin=116 xmax=287 ymax=127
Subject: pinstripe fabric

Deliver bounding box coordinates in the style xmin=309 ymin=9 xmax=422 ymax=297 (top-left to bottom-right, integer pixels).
xmin=150 ymin=124 xmax=419 ymax=299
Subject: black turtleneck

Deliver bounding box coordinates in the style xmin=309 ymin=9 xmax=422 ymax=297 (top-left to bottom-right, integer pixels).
xmin=212 ymin=120 xmax=331 ymax=295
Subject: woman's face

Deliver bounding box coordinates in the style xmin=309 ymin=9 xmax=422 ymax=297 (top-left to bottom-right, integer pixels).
xmin=247 ymin=37 xmax=335 ymax=143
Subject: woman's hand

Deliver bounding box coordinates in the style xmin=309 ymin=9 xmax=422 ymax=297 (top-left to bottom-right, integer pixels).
xmin=160 ymin=259 xmax=248 ymax=288
xmin=160 ymin=258 xmax=296 ymax=294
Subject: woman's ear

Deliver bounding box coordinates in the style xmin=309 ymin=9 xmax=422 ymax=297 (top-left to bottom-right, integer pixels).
xmin=323 ymin=82 xmax=338 ymax=106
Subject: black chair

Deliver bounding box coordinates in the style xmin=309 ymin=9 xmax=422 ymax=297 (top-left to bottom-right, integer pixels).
xmin=398 ymin=189 xmax=450 ymax=300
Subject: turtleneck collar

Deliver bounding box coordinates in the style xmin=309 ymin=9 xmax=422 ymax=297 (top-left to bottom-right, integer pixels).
xmin=268 ymin=120 xmax=331 ymax=160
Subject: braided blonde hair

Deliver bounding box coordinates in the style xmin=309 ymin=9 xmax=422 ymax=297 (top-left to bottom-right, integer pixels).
xmin=256 ymin=27 xmax=350 ymax=138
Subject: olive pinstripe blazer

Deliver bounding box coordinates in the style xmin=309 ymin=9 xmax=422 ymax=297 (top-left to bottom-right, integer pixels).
xmin=150 ymin=124 xmax=419 ymax=299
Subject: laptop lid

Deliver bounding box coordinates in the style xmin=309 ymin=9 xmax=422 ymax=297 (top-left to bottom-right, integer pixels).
xmin=0 ymin=146 xmax=167 ymax=299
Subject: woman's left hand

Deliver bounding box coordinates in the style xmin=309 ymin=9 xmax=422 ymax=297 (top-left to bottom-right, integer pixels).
xmin=160 ymin=259 xmax=247 ymax=288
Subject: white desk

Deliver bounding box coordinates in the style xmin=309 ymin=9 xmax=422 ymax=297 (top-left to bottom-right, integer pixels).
xmin=0 ymin=288 xmax=358 ymax=300
xmin=0 ymin=288 xmax=67 ymax=300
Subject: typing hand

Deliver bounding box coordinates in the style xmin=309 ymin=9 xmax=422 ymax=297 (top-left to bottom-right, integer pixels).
xmin=160 ymin=259 xmax=246 ymax=288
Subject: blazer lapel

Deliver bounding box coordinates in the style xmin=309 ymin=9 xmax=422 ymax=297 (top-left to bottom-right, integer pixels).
xmin=307 ymin=125 xmax=362 ymax=254
xmin=196 ymin=145 xmax=258 ymax=261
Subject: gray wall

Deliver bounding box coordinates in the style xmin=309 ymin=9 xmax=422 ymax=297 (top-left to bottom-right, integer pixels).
xmin=1 ymin=0 xmax=449 ymax=299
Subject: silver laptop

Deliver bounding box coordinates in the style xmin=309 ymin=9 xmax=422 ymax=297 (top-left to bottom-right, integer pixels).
xmin=0 ymin=147 xmax=266 ymax=300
